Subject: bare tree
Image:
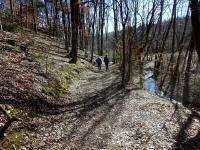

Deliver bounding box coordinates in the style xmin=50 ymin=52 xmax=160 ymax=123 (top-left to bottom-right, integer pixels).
xmin=119 ymin=0 xmax=129 ymax=87
xmin=60 ymin=0 xmax=69 ymax=52
xmin=69 ymin=0 xmax=80 ymax=63
xmin=53 ymin=0 xmax=59 ymax=36
xmin=183 ymin=37 xmax=194 ymax=106
xmin=10 ymin=0 xmax=14 ymax=15
xmin=44 ymin=0 xmax=51 ymax=34
xmin=112 ymin=0 xmax=118 ymax=63
xmin=190 ymin=0 xmax=200 ymax=63
xmin=31 ymin=0 xmax=38 ymax=33
xmin=90 ymin=1 xmax=97 ymax=62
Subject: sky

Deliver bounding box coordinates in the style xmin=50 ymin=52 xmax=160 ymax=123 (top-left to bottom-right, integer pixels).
xmin=106 ymin=0 xmax=189 ymax=33
xmin=0 ymin=0 xmax=189 ymax=33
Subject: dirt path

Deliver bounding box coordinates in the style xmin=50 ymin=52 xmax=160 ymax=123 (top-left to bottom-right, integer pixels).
xmin=21 ymin=63 xmax=200 ymax=150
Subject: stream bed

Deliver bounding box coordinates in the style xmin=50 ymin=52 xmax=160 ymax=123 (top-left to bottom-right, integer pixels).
xmin=144 ymin=68 xmax=180 ymax=105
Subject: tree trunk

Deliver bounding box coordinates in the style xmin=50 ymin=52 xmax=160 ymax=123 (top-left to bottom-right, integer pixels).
xmin=97 ymin=4 xmax=101 ymax=56
xmin=127 ymin=27 xmax=133 ymax=82
xmin=69 ymin=0 xmax=79 ymax=63
xmin=0 ymin=19 xmax=2 ymax=31
xmin=10 ymin=0 xmax=13 ymax=15
xmin=190 ymin=0 xmax=200 ymax=63
xmin=112 ymin=0 xmax=118 ymax=64
xmin=100 ymin=0 xmax=105 ymax=56
xmin=67 ymin=2 xmax=71 ymax=48
xmin=20 ymin=2 xmax=23 ymax=26
xmin=60 ymin=0 xmax=69 ymax=53
xmin=31 ymin=0 xmax=38 ymax=33
xmin=44 ymin=0 xmax=51 ymax=35
xmin=119 ymin=0 xmax=129 ymax=87
xmin=90 ymin=3 xmax=97 ymax=62
xmin=53 ymin=0 xmax=59 ymax=36
xmin=170 ymin=6 xmax=190 ymax=99
xmin=121 ymin=24 xmax=126 ymax=87
xmin=183 ymin=37 xmax=194 ymax=106
xmin=26 ymin=5 xmax=28 ymax=28
xmin=79 ymin=5 xmax=85 ymax=51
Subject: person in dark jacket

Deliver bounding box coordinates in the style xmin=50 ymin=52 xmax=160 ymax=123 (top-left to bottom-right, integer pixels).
xmin=96 ymin=56 xmax=102 ymax=70
xmin=104 ymin=55 xmax=110 ymax=70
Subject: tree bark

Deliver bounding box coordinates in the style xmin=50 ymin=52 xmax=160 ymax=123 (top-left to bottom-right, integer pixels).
xmin=44 ymin=0 xmax=51 ymax=35
xmin=112 ymin=0 xmax=118 ymax=64
xmin=31 ymin=0 xmax=38 ymax=33
xmin=69 ymin=0 xmax=79 ymax=63
xmin=190 ymin=0 xmax=200 ymax=63
xmin=121 ymin=23 xmax=126 ymax=87
xmin=183 ymin=37 xmax=194 ymax=106
xmin=100 ymin=0 xmax=105 ymax=56
xmin=10 ymin=0 xmax=13 ymax=15
xmin=90 ymin=2 xmax=97 ymax=62
xmin=60 ymin=0 xmax=69 ymax=53
xmin=53 ymin=0 xmax=59 ymax=36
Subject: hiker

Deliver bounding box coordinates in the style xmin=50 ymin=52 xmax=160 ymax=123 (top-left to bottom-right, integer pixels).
xmin=96 ymin=56 xmax=102 ymax=70
xmin=104 ymin=55 xmax=110 ymax=70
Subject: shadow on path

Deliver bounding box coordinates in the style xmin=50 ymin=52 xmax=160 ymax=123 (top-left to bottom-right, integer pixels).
xmin=0 ymin=68 xmax=121 ymax=117
xmin=173 ymin=111 xmax=200 ymax=150
xmin=60 ymin=80 xmax=133 ymax=149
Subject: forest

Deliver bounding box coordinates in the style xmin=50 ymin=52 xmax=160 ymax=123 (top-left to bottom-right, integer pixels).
xmin=0 ymin=0 xmax=200 ymax=149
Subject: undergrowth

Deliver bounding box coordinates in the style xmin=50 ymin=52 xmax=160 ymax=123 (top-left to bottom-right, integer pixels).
xmin=0 ymin=131 xmax=24 ymax=150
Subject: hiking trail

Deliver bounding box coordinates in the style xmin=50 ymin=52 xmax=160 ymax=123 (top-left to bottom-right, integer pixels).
xmin=23 ymin=64 xmax=200 ymax=149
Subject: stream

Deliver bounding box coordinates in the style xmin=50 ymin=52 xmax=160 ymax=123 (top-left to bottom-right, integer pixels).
xmin=145 ymin=68 xmax=179 ymax=105
xmin=145 ymin=69 xmax=158 ymax=93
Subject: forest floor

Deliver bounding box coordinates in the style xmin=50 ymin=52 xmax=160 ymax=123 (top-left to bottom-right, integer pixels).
xmin=22 ymin=66 xmax=200 ymax=150
xmin=0 ymin=30 xmax=200 ymax=150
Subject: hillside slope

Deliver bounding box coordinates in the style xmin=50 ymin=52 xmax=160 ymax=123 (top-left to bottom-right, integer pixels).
xmin=0 ymin=30 xmax=199 ymax=150
xmin=0 ymin=30 xmax=91 ymax=149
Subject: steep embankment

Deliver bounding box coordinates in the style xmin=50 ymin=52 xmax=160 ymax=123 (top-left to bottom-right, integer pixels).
xmin=0 ymin=30 xmax=91 ymax=149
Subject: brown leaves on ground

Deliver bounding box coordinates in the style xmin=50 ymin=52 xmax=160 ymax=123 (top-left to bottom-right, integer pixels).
xmin=0 ymin=31 xmax=200 ymax=150
xmin=0 ymin=32 xmax=41 ymax=101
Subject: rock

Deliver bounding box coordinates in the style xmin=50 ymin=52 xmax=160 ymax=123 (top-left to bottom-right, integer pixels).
xmin=7 ymin=39 xmax=16 ymax=46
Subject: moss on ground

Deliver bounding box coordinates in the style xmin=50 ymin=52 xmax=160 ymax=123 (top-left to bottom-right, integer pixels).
xmin=3 ymin=23 xmax=22 ymax=33
xmin=2 ymin=43 xmax=24 ymax=54
xmin=0 ymin=131 xmax=24 ymax=150
xmin=42 ymin=60 xmax=88 ymax=100
xmin=13 ymin=46 xmax=22 ymax=53
xmin=29 ymin=51 xmax=47 ymax=61
xmin=8 ymin=106 xmax=23 ymax=119
xmin=42 ymin=79 xmax=65 ymax=100
xmin=5 ymin=104 xmax=40 ymax=119
xmin=27 ymin=111 xmax=41 ymax=118
xmin=61 ymin=61 xmax=85 ymax=80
